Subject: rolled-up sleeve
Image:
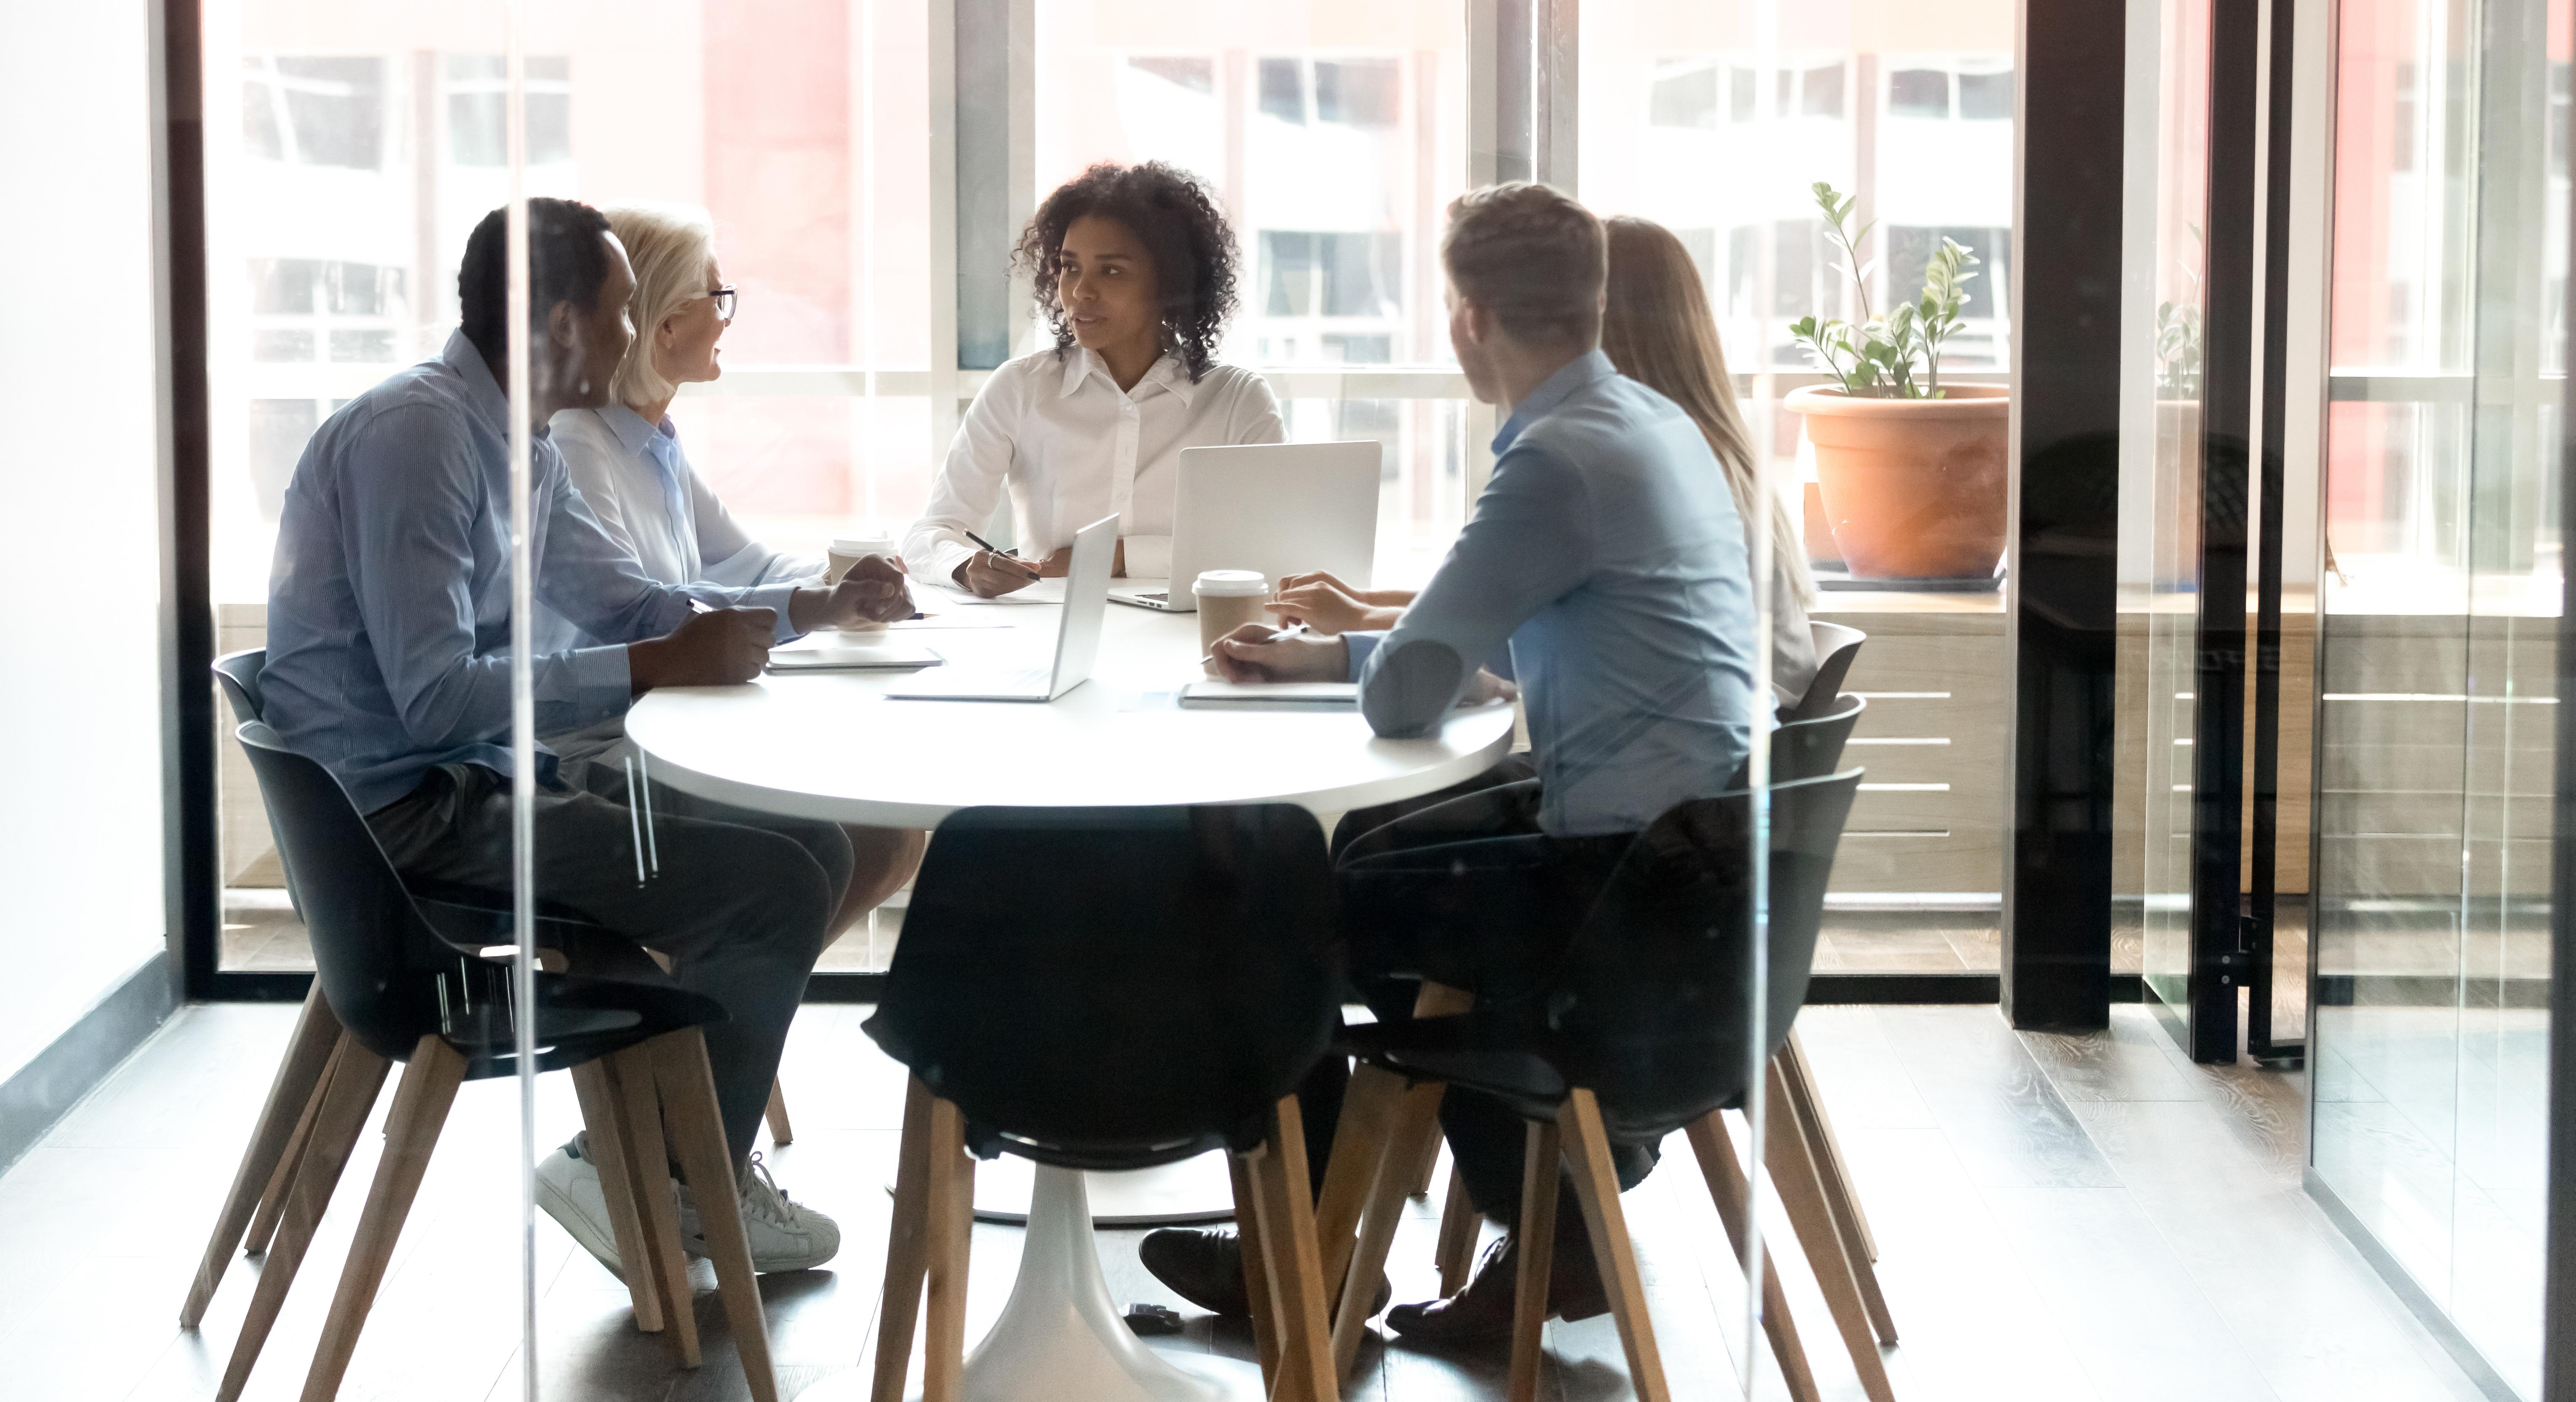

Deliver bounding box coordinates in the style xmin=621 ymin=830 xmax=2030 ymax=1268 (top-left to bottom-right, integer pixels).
xmin=1354 ymin=440 xmax=1592 ymax=737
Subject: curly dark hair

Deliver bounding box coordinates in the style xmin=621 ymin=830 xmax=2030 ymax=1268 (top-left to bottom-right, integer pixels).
xmin=1013 ymin=161 xmax=1239 ymax=383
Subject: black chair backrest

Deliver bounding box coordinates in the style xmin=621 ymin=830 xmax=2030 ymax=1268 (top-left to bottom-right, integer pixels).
xmin=1788 ymin=621 xmax=1866 ymax=720
xmin=213 ymin=648 xmax=267 ymax=725
xmin=233 ymin=721 xmax=460 ymax=1062
xmin=1773 ymin=692 xmax=1864 ymax=783
xmin=1551 ymin=769 xmax=1862 ymax=1138
xmin=866 ymin=805 xmax=1340 ymax=1169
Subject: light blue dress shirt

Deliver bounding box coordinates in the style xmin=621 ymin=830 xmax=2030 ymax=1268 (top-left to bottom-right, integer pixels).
xmin=1344 ymin=350 xmax=1757 ymax=836
xmin=533 ymin=404 xmax=823 ymax=652
xmin=262 ymin=332 xmax=804 ymax=814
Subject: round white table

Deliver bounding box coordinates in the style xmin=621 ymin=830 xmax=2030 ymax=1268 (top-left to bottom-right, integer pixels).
xmin=625 ymin=591 xmax=1516 ymax=1402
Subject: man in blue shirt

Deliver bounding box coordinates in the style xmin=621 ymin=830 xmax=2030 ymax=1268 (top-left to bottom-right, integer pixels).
xmin=1143 ymin=183 xmax=1757 ymax=1342
xmin=263 ymin=198 xmax=911 ymax=1273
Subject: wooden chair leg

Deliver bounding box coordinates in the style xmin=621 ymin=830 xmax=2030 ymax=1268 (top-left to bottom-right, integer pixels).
xmin=1434 ymin=1168 xmax=1480 ymax=1296
xmin=1245 ymin=1097 xmax=1336 ymax=1402
xmin=611 ymin=1043 xmax=698 ymax=1367
xmin=1558 ymin=1089 xmax=1673 ymax=1402
xmin=1405 ymin=1119 xmax=1444 ymax=1198
xmin=871 ymin=1076 xmax=936 ymax=1402
xmin=1328 ymin=981 xmax=1473 ymax=1378
xmin=245 ymin=1037 xmax=337 ymax=1261
xmin=1779 ymin=1038 xmax=1896 ymax=1344
xmin=185 ymin=987 xmax=343 ymax=1327
xmin=1505 ymin=1119 xmax=1561 ymax=1402
xmin=1781 ymin=1032 xmax=1879 ymax=1261
xmin=298 ymin=1037 xmax=466 ymax=1402
xmin=920 ymin=1095 xmax=974 ymax=1402
xmin=651 ymin=1028 xmax=782 ymax=1402
xmin=568 ymin=1058 xmax=664 ymax=1332
xmin=1684 ymin=1112 xmax=1821 ymax=1402
xmin=1227 ymin=1152 xmax=1282 ymax=1388
xmin=1762 ymin=1061 xmax=1896 ymax=1402
xmin=764 ymin=1078 xmax=795 ymax=1147
xmin=214 ymin=1042 xmax=390 ymax=1402
xmin=1311 ymin=1061 xmax=1405 ymax=1312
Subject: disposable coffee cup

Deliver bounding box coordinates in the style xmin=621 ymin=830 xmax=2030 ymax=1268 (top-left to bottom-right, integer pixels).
xmin=826 ymin=534 xmax=899 ymax=630
xmin=1194 ymin=570 xmax=1270 ymax=674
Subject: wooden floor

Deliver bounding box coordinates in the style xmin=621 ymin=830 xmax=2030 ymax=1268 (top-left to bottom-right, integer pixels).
xmin=0 ymin=1000 xmax=2494 ymax=1402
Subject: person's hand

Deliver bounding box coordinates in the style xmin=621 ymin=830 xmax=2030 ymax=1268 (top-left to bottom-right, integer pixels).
xmin=1209 ymin=624 xmax=1350 ymax=684
xmin=1031 ymin=537 xmax=1128 ymax=578
xmin=1267 ymin=576 xmax=1402 ymax=635
xmin=1277 ymin=570 xmax=1415 ymax=608
xmin=1463 ymin=668 xmax=1519 ymax=705
xmin=953 ymin=550 xmax=1042 ymax=598
xmin=628 ymin=607 xmax=775 ymax=694
xmin=792 ymin=555 xmax=915 ymax=630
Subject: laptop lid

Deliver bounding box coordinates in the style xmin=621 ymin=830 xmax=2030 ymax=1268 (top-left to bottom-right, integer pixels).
xmin=1046 ymin=514 xmax=1117 ymax=698
xmin=1161 ymin=442 xmax=1382 ymax=606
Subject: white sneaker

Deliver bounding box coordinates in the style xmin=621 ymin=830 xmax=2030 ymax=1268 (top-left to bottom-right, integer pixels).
xmin=535 ymin=1133 xmax=629 ymax=1279
xmin=677 ymin=1152 xmax=841 ymax=1273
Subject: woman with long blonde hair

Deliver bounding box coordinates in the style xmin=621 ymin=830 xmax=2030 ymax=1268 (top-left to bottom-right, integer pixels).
xmin=1599 ymin=214 xmax=1818 ymax=702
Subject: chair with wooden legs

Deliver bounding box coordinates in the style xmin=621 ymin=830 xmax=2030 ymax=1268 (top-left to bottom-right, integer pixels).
xmin=216 ymin=720 xmax=782 ymax=1402
xmin=185 ymin=651 xmax=801 ymax=1336
xmin=860 ymin=804 xmax=1346 ymax=1402
xmin=1421 ymin=690 xmax=1894 ymax=1320
xmin=1325 ymin=770 xmax=1890 ymax=1402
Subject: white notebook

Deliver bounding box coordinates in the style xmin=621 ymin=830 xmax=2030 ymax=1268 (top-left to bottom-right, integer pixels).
xmin=1178 ymin=680 xmax=1358 ymax=707
xmin=765 ymin=640 xmax=944 ymax=671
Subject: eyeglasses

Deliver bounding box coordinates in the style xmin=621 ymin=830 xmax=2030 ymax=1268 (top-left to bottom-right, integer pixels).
xmin=700 ymin=285 xmax=738 ymax=323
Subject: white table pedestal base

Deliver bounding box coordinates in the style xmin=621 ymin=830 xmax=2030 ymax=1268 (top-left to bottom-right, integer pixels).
xmin=795 ymin=1165 xmax=1264 ymax=1402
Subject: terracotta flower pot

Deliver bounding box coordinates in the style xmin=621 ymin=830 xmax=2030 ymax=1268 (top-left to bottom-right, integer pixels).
xmin=1787 ymin=384 xmax=2010 ymax=580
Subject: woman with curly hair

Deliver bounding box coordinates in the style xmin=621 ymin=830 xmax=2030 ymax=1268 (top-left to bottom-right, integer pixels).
xmin=903 ymin=161 xmax=1284 ymax=596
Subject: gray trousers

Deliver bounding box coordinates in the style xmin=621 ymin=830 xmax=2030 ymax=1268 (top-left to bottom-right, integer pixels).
xmin=368 ymin=759 xmax=851 ymax=1166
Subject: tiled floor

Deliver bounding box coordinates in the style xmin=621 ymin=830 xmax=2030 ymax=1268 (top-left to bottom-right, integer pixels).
xmin=0 ymin=995 xmax=2495 ymax=1402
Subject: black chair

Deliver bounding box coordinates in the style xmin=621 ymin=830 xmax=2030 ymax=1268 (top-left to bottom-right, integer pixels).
xmin=1789 ymin=620 xmax=1868 ymax=720
xmin=214 ymin=721 xmax=781 ymax=1402
xmin=863 ymin=804 xmax=1344 ymax=1402
xmin=1324 ymin=770 xmax=1890 ymax=1402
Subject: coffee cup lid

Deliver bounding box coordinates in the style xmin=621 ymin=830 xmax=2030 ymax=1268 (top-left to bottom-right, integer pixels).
xmin=1192 ymin=569 xmax=1268 ymax=597
xmin=832 ymin=537 xmax=894 ymax=555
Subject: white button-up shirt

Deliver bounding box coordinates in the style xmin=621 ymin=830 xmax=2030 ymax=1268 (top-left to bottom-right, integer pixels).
xmin=535 ymin=403 xmax=823 ymax=651
xmin=903 ymin=346 xmax=1285 ymax=583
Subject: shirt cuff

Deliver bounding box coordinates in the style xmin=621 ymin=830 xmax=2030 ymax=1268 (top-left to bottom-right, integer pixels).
xmin=571 ymin=644 xmax=634 ymax=720
xmin=911 ymin=538 xmax=979 ymax=587
xmin=1341 ymin=630 xmax=1385 ymax=681
xmin=744 ymin=582 xmax=803 ymax=641
xmin=1121 ymin=534 xmax=1173 ymax=580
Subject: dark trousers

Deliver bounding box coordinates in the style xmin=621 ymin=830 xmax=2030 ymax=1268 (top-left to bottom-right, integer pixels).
xmin=1299 ymin=759 xmax=1658 ymax=1221
xmin=368 ymin=759 xmax=852 ymax=1167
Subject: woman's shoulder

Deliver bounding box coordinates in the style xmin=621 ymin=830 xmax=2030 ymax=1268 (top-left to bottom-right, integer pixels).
xmin=1189 ymin=358 xmax=1280 ymax=407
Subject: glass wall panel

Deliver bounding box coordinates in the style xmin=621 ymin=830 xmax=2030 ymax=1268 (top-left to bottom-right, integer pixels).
xmin=2312 ymin=0 xmax=2565 ymax=1391
xmin=1581 ymin=0 xmax=2018 ymax=967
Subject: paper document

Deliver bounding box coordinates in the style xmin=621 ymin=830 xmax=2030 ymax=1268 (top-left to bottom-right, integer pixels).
xmin=922 ymin=577 xmax=1066 ymax=606
xmin=1178 ymin=680 xmax=1358 ymax=707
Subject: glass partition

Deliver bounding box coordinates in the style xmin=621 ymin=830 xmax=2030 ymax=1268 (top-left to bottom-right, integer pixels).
xmin=1582 ymin=0 xmax=2018 ymax=974
xmin=2310 ymin=0 xmax=2565 ymax=1391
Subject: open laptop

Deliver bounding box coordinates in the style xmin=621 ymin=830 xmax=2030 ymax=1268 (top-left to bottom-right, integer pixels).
xmin=1111 ymin=441 xmax=1381 ymax=612
xmin=885 ymin=515 xmax=1114 ymax=702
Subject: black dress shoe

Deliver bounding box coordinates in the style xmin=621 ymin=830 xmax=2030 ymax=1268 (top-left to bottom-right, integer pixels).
xmin=1381 ymin=1210 xmax=1608 ymax=1347
xmin=1137 ymin=1228 xmax=1393 ymax=1319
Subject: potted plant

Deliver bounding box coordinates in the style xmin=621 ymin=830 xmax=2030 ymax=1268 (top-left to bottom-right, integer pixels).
xmin=1785 ymin=182 xmax=2009 ymax=580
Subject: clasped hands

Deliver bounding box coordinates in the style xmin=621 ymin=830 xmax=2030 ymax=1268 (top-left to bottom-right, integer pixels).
xmin=629 ymin=555 xmax=913 ymax=693
xmin=1209 ymin=619 xmax=1516 ymax=704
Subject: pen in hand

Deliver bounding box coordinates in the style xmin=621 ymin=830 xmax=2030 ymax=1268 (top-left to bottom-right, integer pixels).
xmin=964 ymin=529 xmax=1043 ymax=580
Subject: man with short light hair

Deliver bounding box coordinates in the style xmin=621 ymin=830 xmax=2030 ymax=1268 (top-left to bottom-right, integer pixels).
xmin=1141 ymin=181 xmax=1759 ymax=1343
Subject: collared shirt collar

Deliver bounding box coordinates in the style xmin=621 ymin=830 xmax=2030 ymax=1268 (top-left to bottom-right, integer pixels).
xmin=1492 ymin=349 xmax=1617 ymax=455
xmin=596 ymin=401 xmax=669 ymax=457
xmin=1056 ymin=344 xmax=1195 ymax=405
xmin=439 ymin=329 xmax=557 ymax=443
